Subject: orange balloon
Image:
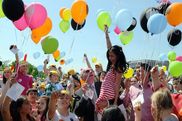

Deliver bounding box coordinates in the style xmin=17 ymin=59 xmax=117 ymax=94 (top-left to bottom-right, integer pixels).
xmin=31 ymin=33 xmax=41 ymax=44
xmin=32 ymin=17 xmax=52 ymax=37
xmin=166 ymin=2 xmax=182 ymax=27
xmin=60 ymin=59 xmax=65 ymax=65
xmin=71 ymin=0 xmax=88 ymax=24
xmin=59 ymin=7 xmax=66 ymax=19
xmin=179 ymin=108 xmax=182 ymax=116
xmin=53 ymin=50 xmax=60 ymax=59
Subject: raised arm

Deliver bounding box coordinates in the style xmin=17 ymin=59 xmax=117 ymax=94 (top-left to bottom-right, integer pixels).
xmin=43 ymin=59 xmax=49 ymax=76
xmin=104 ymin=25 xmax=112 ymax=50
xmin=47 ymin=91 xmax=59 ymax=120
xmin=1 ymin=96 xmax=12 ymax=121
xmin=83 ymin=54 xmax=92 ymax=69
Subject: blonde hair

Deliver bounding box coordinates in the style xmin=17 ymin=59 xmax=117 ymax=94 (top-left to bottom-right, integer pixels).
xmin=151 ymin=88 xmax=173 ymax=121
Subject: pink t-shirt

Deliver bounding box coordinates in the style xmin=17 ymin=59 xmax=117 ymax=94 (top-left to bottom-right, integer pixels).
xmin=16 ymin=64 xmax=33 ymax=95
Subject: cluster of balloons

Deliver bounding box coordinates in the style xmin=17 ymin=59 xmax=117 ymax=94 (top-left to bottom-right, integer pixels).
xmin=168 ymin=51 xmax=182 ymax=77
xmin=140 ymin=2 xmax=182 ymax=46
xmin=2 ymin=0 xmax=52 ymax=44
xmin=59 ymin=0 xmax=88 ymax=33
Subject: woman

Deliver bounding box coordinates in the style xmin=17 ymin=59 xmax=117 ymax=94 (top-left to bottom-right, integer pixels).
xmin=2 ymin=96 xmax=35 ymax=121
xmin=36 ymin=96 xmax=50 ymax=121
xmin=96 ymin=25 xmax=128 ymax=112
xmin=47 ymin=90 xmax=79 ymax=121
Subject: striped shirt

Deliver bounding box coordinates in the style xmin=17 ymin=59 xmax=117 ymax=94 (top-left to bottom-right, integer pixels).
xmin=96 ymin=68 xmax=116 ymax=104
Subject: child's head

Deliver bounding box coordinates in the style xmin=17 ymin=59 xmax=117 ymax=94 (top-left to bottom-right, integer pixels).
xmin=37 ymin=96 xmax=49 ymax=115
xmin=106 ymin=45 xmax=128 ymax=73
xmin=151 ymin=88 xmax=173 ymax=121
xmin=101 ymin=106 xmax=125 ymax=121
xmin=26 ymin=88 xmax=38 ymax=103
xmin=3 ymin=67 xmax=12 ymax=84
xmin=19 ymin=61 xmax=28 ymax=75
xmin=57 ymin=90 xmax=72 ymax=110
xmin=49 ymin=70 xmax=59 ymax=83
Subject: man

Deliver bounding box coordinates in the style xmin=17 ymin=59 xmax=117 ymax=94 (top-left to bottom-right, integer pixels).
xmin=74 ymin=68 xmax=105 ymax=121
xmin=128 ymin=63 xmax=154 ymax=121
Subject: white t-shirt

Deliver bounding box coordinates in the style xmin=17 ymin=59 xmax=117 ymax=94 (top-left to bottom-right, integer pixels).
xmin=50 ymin=110 xmax=79 ymax=121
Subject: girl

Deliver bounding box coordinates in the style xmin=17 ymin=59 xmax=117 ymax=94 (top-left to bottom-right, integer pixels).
xmin=96 ymin=25 xmax=128 ymax=112
xmin=47 ymin=90 xmax=79 ymax=121
xmin=36 ymin=96 xmax=50 ymax=121
xmin=2 ymin=96 xmax=35 ymax=121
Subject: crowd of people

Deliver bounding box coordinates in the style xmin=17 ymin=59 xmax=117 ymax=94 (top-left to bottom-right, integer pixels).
xmin=0 ymin=25 xmax=182 ymax=121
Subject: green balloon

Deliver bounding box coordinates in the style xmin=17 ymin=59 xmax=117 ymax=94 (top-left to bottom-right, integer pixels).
xmin=41 ymin=36 xmax=59 ymax=54
xmin=119 ymin=31 xmax=134 ymax=45
xmin=169 ymin=61 xmax=182 ymax=77
xmin=167 ymin=51 xmax=176 ymax=61
xmin=59 ymin=20 xmax=70 ymax=33
xmin=0 ymin=0 xmax=5 ymax=18
xmin=97 ymin=11 xmax=111 ymax=31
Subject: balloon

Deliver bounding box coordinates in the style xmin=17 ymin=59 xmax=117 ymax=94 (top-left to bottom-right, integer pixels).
xmin=155 ymin=0 xmax=169 ymax=3
xmin=25 ymin=3 xmax=47 ymax=29
xmin=31 ymin=33 xmax=41 ymax=44
xmin=53 ymin=50 xmax=60 ymax=59
xmin=59 ymin=20 xmax=70 ymax=33
xmin=41 ymin=36 xmax=59 ymax=54
xmin=124 ymin=67 xmax=134 ymax=79
xmin=33 ymin=52 xmax=40 ymax=59
xmin=13 ymin=14 xmax=28 ymax=31
xmin=2 ymin=0 xmax=24 ymax=21
xmin=127 ymin=17 xmax=137 ymax=31
xmin=176 ymin=56 xmax=182 ymax=62
xmin=60 ymin=59 xmax=65 ymax=65
xmin=65 ymin=58 xmax=73 ymax=65
xmin=119 ymin=31 xmax=134 ymax=45
xmin=97 ymin=11 xmax=111 ymax=31
xmin=147 ymin=13 xmax=167 ymax=35
xmin=168 ymin=61 xmax=182 ymax=77
xmin=114 ymin=26 xmax=121 ymax=35
xmin=59 ymin=7 xmax=66 ymax=19
xmin=37 ymin=65 xmax=43 ymax=71
xmin=62 ymin=8 xmax=71 ymax=21
xmin=92 ymin=57 xmax=97 ymax=63
xmin=0 ymin=0 xmax=5 ymax=18
xmin=60 ymin=51 xmax=66 ymax=58
xmin=32 ymin=17 xmax=52 ymax=37
xmin=166 ymin=2 xmax=182 ymax=26
xmin=168 ymin=51 xmax=176 ymax=61
xmin=55 ymin=56 xmax=61 ymax=62
xmin=115 ymin=9 xmax=133 ymax=31
xmin=71 ymin=19 xmax=86 ymax=31
xmin=71 ymin=0 xmax=88 ymax=24
xmin=140 ymin=7 xmax=159 ymax=33
xmin=18 ymin=51 xmax=24 ymax=59
xmin=167 ymin=29 xmax=181 ymax=46
xmin=161 ymin=66 xmax=167 ymax=72
xmin=159 ymin=53 xmax=168 ymax=61
xmin=157 ymin=2 xmax=171 ymax=14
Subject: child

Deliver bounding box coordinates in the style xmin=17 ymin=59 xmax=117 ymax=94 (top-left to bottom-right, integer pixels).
xmin=96 ymin=25 xmax=128 ymax=112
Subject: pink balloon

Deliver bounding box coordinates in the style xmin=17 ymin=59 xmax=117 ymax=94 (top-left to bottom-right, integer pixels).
xmin=13 ymin=14 xmax=28 ymax=31
xmin=25 ymin=3 xmax=47 ymax=29
xmin=114 ymin=26 xmax=121 ymax=35
xmin=176 ymin=56 xmax=182 ymax=62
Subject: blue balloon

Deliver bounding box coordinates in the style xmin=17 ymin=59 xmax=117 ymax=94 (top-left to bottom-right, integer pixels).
xmin=18 ymin=51 xmax=24 ymax=59
xmin=115 ymin=9 xmax=133 ymax=31
xmin=147 ymin=13 xmax=167 ymax=34
xmin=37 ymin=65 xmax=43 ymax=71
xmin=65 ymin=58 xmax=73 ymax=65
xmin=60 ymin=51 xmax=66 ymax=58
xmin=159 ymin=53 xmax=168 ymax=61
xmin=33 ymin=52 xmax=40 ymax=59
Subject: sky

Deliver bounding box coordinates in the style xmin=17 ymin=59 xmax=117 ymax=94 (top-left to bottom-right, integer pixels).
xmin=0 ymin=0 xmax=182 ymax=73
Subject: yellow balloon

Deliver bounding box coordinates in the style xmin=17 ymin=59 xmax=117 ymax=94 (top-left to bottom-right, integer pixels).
xmin=92 ymin=57 xmax=97 ymax=63
xmin=62 ymin=8 xmax=71 ymax=21
xmin=162 ymin=66 xmax=167 ymax=72
xmin=124 ymin=67 xmax=134 ymax=79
